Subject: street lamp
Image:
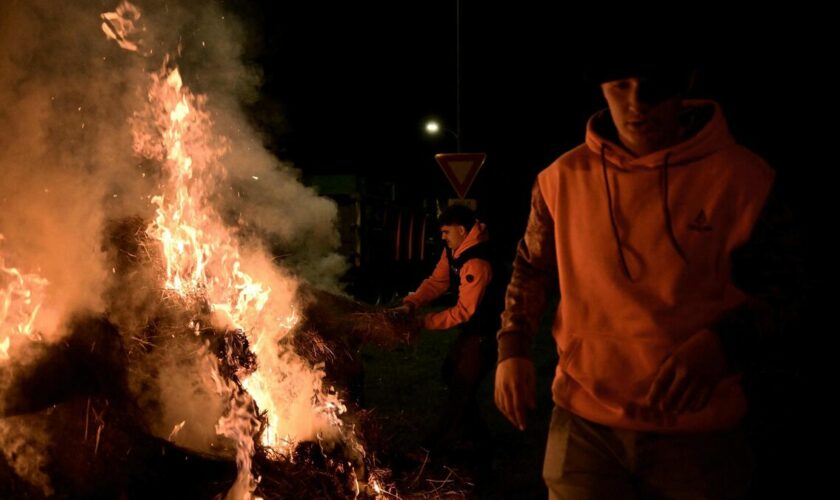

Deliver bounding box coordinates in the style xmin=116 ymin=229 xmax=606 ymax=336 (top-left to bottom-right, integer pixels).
xmin=424 ymin=119 xmax=460 ymax=152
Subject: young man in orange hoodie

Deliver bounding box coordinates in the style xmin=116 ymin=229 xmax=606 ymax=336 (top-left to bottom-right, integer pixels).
xmin=494 ymin=64 xmax=787 ymax=498
xmin=398 ymin=204 xmax=504 ymax=455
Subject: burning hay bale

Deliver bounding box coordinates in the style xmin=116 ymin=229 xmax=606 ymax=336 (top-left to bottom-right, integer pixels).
xmin=1 ymin=1 xmax=424 ymax=496
xmin=0 ymin=300 xmax=399 ymax=498
xmin=1 ymin=216 xmax=420 ymax=498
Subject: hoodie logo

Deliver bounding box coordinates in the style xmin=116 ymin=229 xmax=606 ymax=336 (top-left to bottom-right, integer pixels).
xmin=688 ymin=210 xmax=713 ymax=232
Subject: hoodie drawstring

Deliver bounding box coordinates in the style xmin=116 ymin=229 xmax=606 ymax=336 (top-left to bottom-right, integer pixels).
xmin=600 ymin=145 xmax=688 ymax=282
xmin=600 ymin=143 xmax=634 ymax=281
xmin=660 ymin=152 xmax=688 ymax=263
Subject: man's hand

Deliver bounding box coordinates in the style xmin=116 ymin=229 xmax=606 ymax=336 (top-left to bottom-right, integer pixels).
xmin=495 ymin=357 xmax=536 ymax=431
xmin=390 ymin=304 xmax=413 ymax=315
xmin=645 ymin=329 xmax=728 ymax=414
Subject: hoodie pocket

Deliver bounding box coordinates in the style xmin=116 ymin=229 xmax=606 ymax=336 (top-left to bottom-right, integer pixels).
xmin=559 ymin=335 xmax=671 ymax=409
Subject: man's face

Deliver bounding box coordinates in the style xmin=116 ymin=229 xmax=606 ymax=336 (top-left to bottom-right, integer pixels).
xmin=440 ymin=224 xmax=467 ymax=250
xmin=601 ymin=77 xmax=683 ymax=156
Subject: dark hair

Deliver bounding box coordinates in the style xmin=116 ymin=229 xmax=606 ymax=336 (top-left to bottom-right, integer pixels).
xmin=586 ymin=62 xmax=696 ymax=105
xmin=438 ymin=204 xmax=476 ymax=228
xmin=583 ymin=41 xmax=698 ymax=98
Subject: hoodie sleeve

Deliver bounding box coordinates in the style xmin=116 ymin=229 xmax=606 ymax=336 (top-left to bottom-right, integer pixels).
xmin=711 ymin=180 xmax=805 ymax=372
xmin=421 ymin=259 xmax=492 ymax=330
xmin=404 ymin=250 xmax=450 ymax=309
xmin=497 ymin=180 xmax=559 ymax=362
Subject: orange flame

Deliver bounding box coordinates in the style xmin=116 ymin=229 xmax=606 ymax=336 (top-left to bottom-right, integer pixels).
xmin=102 ymin=2 xmax=368 ymax=497
xmin=132 ymin=45 xmax=355 ymax=500
xmin=138 ymin=66 xmax=279 ymax=338
xmin=1 ymin=238 xmax=50 ymax=361
xmin=137 ymin=62 xmax=280 ymax=498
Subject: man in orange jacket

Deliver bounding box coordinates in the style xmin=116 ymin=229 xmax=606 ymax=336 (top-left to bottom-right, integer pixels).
xmin=398 ymin=204 xmax=504 ymax=454
xmin=494 ymin=60 xmax=795 ymax=498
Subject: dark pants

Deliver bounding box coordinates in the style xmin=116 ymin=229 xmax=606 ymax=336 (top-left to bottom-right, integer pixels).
xmin=544 ymin=406 xmax=754 ymax=500
xmin=428 ymin=331 xmax=497 ymax=449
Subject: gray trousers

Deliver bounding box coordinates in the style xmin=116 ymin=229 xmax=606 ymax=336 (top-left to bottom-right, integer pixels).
xmin=543 ymin=406 xmax=753 ymax=500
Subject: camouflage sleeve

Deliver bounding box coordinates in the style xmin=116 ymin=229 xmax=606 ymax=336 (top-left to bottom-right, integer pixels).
xmin=497 ymin=180 xmax=559 ymax=362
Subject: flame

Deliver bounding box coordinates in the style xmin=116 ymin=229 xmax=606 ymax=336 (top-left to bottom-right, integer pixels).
xmin=142 ymin=67 xmax=260 ymax=313
xmin=123 ymin=19 xmax=355 ymax=500
xmin=99 ymin=3 xmax=372 ymax=498
xmin=133 ymin=41 xmax=359 ymax=445
xmin=136 ymin=61 xmax=283 ymax=497
xmin=167 ymin=420 xmax=187 ymax=442
xmin=1 ymin=239 xmax=50 ymax=361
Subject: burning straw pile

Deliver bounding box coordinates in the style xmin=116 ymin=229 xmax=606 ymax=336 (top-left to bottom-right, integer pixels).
xmin=1 ymin=1 xmax=419 ymax=498
xmin=3 ymin=219 xmax=416 ymax=498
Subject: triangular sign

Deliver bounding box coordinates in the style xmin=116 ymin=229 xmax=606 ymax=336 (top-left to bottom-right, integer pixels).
xmin=434 ymin=153 xmax=486 ymax=199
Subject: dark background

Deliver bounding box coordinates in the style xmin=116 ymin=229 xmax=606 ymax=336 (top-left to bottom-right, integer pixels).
xmin=237 ymin=3 xmax=828 ymax=266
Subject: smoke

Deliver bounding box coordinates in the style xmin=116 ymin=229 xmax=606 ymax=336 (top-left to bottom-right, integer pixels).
xmin=0 ymin=0 xmax=137 ymax=341
xmin=0 ymin=417 xmax=53 ymax=496
xmin=1 ymin=0 xmax=345 ymax=342
xmin=135 ymin=0 xmax=347 ymax=288
xmin=1 ymin=0 xmax=349 ymax=491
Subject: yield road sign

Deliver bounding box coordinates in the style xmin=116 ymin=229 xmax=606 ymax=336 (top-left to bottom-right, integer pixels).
xmin=434 ymin=153 xmax=486 ymax=199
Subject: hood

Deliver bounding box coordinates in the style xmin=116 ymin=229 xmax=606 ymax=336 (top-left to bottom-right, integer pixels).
xmin=585 ymin=99 xmax=735 ymax=169
xmin=453 ymin=220 xmax=488 ymax=259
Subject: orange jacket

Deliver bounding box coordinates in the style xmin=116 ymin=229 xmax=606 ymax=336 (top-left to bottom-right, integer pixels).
xmin=405 ymin=222 xmax=493 ymax=330
xmin=498 ymin=101 xmax=775 ymax=432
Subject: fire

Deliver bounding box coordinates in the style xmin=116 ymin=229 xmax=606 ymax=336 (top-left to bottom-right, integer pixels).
xmin=142 ymin=66 xmax=267 ymax=318
xmin=1 ymin=237 xmax=50 ymax=361
xmin=136 ymin=60 xmax=288 ymax=497
xmin=167 ymin=420 xmax=186 ymax=442
xmin=0 ymin=0 xmax=394 ymax=497
xmin=137 ymin=59 xmax=302 ymax=448
xmin=105 ymin=2 xmax=361 ymax=497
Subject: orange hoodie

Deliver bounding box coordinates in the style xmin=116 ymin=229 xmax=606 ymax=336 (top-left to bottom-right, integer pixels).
xmin=498 ymin=100 xmax=775 ymax=432
xmin=405 ymin=222 xmax=493 ymax=330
